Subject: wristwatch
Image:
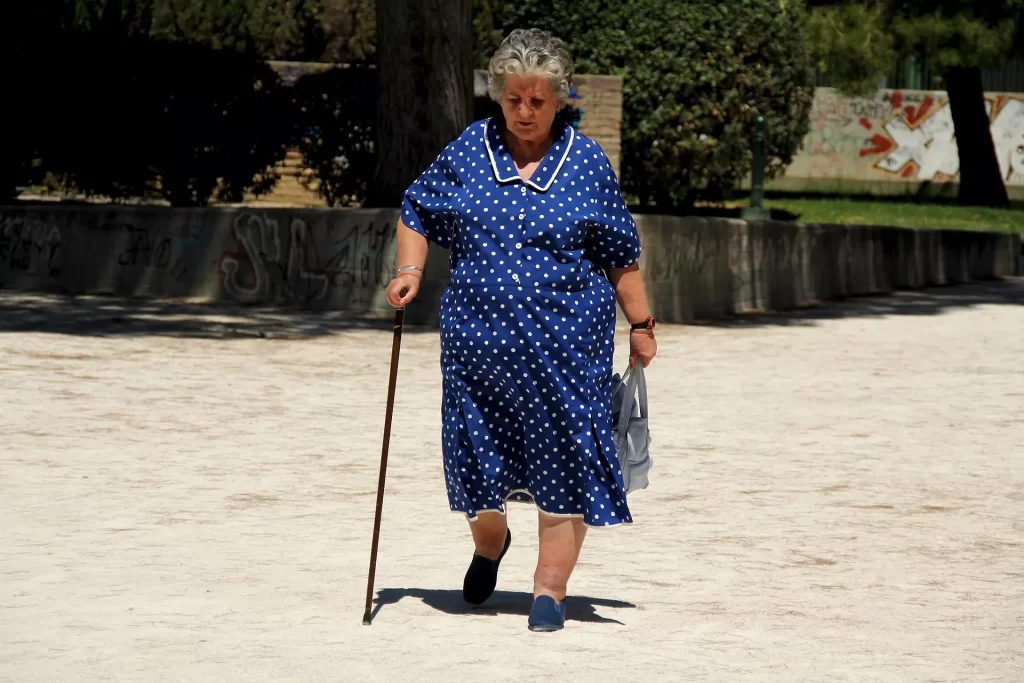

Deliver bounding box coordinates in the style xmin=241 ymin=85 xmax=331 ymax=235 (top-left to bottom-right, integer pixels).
xmin=630 ymin=316 xmax=656 ymax=331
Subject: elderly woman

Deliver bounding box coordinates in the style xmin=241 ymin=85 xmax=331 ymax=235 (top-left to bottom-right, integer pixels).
xmin=385 ymin=28 xmax=657 ymax=632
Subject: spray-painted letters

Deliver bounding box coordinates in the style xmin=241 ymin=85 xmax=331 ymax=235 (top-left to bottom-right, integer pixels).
xmin=116 ymin=224 xmax=197 ymax=281
xmin=787 ymin=87 xmax=1024 ymax=187
xmin=220 ymin=212 xmax=396 ymax=306
xmin=0 ymin=215 xmax=62 ymax=278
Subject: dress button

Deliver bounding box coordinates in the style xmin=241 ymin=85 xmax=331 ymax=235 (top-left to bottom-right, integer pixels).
xmin=515 ymin=243 xmax=522 ymax=249
xmin=512 ymin=274 xmax=520 ymax=283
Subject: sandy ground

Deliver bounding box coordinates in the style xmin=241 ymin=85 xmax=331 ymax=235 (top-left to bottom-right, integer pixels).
xmin=1 ymin=281 xmax=1023 ymax=683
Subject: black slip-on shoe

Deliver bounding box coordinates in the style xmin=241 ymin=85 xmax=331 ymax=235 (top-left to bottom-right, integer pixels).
xmin=462 ymin=528 xmax=512 ymax=605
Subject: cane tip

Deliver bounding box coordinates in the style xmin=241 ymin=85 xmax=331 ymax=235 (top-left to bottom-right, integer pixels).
xmin=362 ymin=611 xmax=372 ymax=626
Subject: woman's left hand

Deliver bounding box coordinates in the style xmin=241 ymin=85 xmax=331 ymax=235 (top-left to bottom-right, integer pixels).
xmin=629 ymin=329 xmax=657 ymax=368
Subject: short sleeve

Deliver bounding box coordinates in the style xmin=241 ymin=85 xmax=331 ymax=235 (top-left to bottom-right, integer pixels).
xmin=401 ymin=149 xmax=459 ymax=249
xmin=587 ymin=156 xmax=641 ymax=269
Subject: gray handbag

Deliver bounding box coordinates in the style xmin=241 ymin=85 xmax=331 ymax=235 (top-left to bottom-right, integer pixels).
xmin=610 ymin=361 xmax=652 ymax=494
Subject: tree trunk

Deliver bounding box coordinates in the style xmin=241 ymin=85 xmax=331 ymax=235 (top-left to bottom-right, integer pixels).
xmin=945 ymin=65 xmax=1009 ymax=207
xmin=369 ymin=0 xmax=473 ymax=207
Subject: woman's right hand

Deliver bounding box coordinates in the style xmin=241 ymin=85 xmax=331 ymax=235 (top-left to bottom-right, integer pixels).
xmin=386 ymin=273 xmax=421 ymax=308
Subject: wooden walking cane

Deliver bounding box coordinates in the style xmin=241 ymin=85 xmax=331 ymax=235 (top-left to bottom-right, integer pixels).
xmin=362 ymin=306 xmax=405 ymax=625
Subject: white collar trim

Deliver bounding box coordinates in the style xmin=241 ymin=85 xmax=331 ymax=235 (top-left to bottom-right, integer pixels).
xmin=483 ymin=120 xmax=575 ymax=192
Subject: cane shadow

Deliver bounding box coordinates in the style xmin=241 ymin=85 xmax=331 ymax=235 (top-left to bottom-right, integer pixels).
xmin=372 ymin=588 xmax=636 ymax=625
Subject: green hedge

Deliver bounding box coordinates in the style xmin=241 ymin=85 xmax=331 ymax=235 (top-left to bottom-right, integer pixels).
xmin=475 ymin=0 xmax=815 ymax=210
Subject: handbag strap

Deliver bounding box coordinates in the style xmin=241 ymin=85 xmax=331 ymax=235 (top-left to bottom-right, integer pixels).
xmin=634 ymin=361 xmax=648 ymax=420
xmin=616 ymin=363 xmax=640 ymax=440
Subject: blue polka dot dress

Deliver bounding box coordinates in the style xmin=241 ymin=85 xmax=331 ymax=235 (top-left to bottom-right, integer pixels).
xmin=401 ymin=118 xmax=642 ymax=528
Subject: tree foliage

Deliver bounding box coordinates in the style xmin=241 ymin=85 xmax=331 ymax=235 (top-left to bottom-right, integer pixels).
xmin=807 ymin=0 xmax=1023 ymax=93
xmin=289 ymin=65 xmax=376 ymax=206
xmin=8 ymin=34 xmax=289 ymax=205
xmin=320 ymin=0 xmax=375 ymax=63
xmin=806 ymin=0 xmax=1022 ymax=206
xmin=149 ymin=0 xmax=321 ymax=58
xmin=474 ymin=0 xmax=815 ymax=210
xmin=0 ymin=1 xmax=380 ymax=204
xmin=806 ymin=3 xmax=892 ymax=96
xmin=888 ymin=1 xmax=1021 ymax=72
xmin=39 ymin=0 xmax=374 ymax=62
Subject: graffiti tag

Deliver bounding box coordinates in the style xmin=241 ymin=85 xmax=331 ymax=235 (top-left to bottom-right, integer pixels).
xmin=220 ymin=213 xmax=396 ymax=306
xmin=0 ymin=216 xmax=62 ymax=278
xmin=116 ymin=224 xmax=197 ymax=281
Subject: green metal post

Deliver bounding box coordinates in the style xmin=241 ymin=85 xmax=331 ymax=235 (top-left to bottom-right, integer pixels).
xmin=743 ymin=115 xmax=768 ymax=221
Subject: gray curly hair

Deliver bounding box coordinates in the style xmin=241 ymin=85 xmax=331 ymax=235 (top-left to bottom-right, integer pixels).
xmin=487 ymin=29 xmax=574 ymax=107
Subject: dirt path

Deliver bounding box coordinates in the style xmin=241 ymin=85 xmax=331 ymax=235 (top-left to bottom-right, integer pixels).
xmin=2 ymin=282 xmax=1022 ymax=682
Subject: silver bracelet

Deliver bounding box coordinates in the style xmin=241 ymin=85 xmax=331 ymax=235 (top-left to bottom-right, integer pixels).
xmin=397 ymin=265 xmax=423 ymax=275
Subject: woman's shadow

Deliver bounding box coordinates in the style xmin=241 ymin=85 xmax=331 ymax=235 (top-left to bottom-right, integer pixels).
xmin=371 ymin=588 xmax=636 ymax=625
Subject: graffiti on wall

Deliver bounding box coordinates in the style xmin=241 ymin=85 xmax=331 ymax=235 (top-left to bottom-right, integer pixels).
xmin=788 ymin=87 xmax=1024 ymax=186
xmin=222 ymin=213 xmax=327 ymax=302
xmin=861 ymin=93 xmax=1024 ymax=183
xmin=220 ymin=212 xmax=396 ymax=306
xmin=0 ymin=215 xmax=62 ymax=278
xmin=0 ymin=209 xmax=399 ymax=309
xmin=991 ymin=97 xmax=1024 ymax=184
xmin=116 ymin=224 xmax=199 ymax=282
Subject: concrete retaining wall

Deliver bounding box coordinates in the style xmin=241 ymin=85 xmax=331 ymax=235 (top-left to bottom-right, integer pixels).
xmin=1 ymin=205 xmax=1019 ymax=326
xmin=636 ymin=216 xmax=1021 ymax=321
xmin=0 ymin=206 xmax=446 ymax=324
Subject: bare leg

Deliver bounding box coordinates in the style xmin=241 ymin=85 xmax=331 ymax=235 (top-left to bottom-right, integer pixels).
xmin=534 ymin=513 xmax=587 ymax=602
xmin=468 ymin=511 xmax=508 ymax=560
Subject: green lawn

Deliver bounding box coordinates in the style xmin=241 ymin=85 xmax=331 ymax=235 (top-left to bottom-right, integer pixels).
xmin=758 ymin=197 xmax=1024 ymax=234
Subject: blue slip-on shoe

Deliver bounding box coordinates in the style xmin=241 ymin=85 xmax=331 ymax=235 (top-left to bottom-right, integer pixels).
xmin=528 ymin=595 xmax=567 ymax=632
xmin=462 ymin=528 xmax=512 ymax=605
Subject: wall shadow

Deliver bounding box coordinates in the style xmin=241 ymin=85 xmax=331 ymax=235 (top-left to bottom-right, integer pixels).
xmin=695 ymin=279 xmax=1024 ymax=329
xmin=0 ymin=291 xmax=435 ymax=339
xmin=2 ymin=280 xmax=1019 ymax=338
xmin=371 ymin=587 xmax=636 ymax=625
